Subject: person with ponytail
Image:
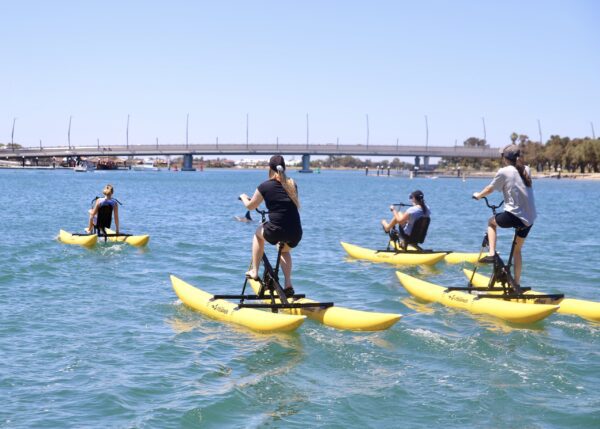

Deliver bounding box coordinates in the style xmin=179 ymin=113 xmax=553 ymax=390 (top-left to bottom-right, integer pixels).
xmin=473 ymin=143 xmax=536 ymax=286
xmin=239 ymin=155 xmax=302 ymax=297
xmin=85 ymin=184 xmax=119 ymax=234
xmin=381 ymin=189 xmax=430 ymax=237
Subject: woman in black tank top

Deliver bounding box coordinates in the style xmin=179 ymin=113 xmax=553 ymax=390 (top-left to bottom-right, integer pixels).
xmin=86 ymin=184 xmax=119 ymax=234
xmin=239 ymin=155 xmax=301 ymax=296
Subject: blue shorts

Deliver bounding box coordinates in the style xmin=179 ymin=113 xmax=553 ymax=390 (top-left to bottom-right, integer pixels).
xmin=495 ymin=211 xmax=532 ymax=238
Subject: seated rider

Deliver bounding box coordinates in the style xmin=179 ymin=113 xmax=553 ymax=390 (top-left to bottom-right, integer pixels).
xmin=239 ymin=155 xmax=302 ymax=297
xmin=86 ymin=184 xmax=119 ymax=235
xmin=381 ymin=190 xmax=430 ymax=243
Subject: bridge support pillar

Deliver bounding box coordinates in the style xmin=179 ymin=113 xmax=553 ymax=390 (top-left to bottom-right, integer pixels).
xmin=424 ymin=156 xmax=429 ymax=169
xmin=299 ymin=154 xmax=313 ymax=173
xmin=414 ymin=156 xmax=420 ymax=168
xmin=182 ymin=153 xmax=196 ymax=171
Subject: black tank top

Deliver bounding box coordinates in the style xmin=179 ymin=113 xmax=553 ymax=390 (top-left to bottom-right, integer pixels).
xmin=257 ymin=179 xmax=301 ymax=231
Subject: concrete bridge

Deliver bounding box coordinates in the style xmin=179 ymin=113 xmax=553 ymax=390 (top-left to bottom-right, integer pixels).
xmin=1 ymin=143 xmax=498 ymax=172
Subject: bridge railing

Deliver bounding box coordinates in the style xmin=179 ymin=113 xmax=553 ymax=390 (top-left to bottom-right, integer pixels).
xmin=2 ymin=143 xmax=500 ymax=159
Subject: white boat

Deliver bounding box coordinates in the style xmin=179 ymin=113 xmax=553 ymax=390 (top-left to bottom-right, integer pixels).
xmin=74 ymin=161 xmax=96 ymax=172
xmin=133 ymin=161 xmax=160 ymax=171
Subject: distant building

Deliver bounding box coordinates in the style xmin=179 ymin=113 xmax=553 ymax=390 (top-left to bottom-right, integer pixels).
xmin=235 ymin=158 xmax=269 ymax=168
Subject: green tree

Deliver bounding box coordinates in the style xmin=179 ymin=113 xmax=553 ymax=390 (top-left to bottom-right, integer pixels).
xmin=563 ymin=139 xmax=585 ymax=172
xmin=522 ymin=140 xmax=544 ymax=172
xmin=463 ymin=137 xmax=487 ymax=147
xmin=581 ymin=139 xmax=598 ymax=172
xmin=544 ymin=135 xmax=570 ymax=171
xmin=593 ymin=140 xmax=600 ymax=172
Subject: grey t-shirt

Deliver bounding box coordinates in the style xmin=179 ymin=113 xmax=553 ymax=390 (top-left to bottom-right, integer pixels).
xmin=489 ymin=165 xmax=536 ymax=226
xmin=404 ymin=205 xmax=430 ymax=235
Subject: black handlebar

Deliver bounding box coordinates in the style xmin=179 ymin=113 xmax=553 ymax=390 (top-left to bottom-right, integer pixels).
xmin=473 ymin=195 xmax=504 ymax=214
xmin=239 ymin=196 xmax=269 ymax=221
xmin=392 ymin=203 xmax=409 ymax=207
xmin=255 ymin=208 xmax=268 ymax=222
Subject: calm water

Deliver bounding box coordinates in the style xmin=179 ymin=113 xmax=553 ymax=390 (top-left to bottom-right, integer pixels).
xmin=1 ymin=168 xmax=599 ymax=428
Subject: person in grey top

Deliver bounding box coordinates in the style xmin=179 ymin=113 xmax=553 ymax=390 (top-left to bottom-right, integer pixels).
xmin=382 ymin=190 xmax=431 ymax=237
xmin=473 ymin=143 xmax=536 ymax=286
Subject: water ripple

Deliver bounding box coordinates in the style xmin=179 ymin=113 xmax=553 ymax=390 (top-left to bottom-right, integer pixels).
xmin=1 ymin=170 xmax=599 ymax=428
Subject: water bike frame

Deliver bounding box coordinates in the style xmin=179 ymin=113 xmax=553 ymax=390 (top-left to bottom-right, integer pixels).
xmin=448 ymin=197 xmax=563 ymax=301
xmin=71 ymin=232 xmax=133 ymax=241
xmin=379 ymin=203 xmax=450 ymax=255
xmin=72 ymin=197 xmax=132 ymax=242
xmin=214 ymin=208 xmax=334 ymax=313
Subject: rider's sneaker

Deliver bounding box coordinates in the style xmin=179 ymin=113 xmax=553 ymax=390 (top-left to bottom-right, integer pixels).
xmin=284 ymin=287 xmax=295 ymax=298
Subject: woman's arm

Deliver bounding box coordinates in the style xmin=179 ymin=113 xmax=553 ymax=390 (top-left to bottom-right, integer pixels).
xmin=240 ymin=189 xmax=264 ymax=211
xmin=394 ymin=211 xmax=410 ymax=225
xmin=113 ymin=203 xmax=119 ymax=234
xmin=473 ymin=184 xmax=494 ymax=200
xmin=389 ymin=206 xmax=410 ymax=225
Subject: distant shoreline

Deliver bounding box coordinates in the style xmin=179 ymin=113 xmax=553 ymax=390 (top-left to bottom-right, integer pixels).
xmin=2 ymin=165 xmax=599 ymax=180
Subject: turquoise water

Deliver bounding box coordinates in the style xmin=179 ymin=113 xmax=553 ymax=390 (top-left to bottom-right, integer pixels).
xmin=1 ymin=168 xmax=599 ymax=428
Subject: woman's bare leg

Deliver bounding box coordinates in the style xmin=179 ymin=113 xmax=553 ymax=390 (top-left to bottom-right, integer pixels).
xmin=513 ymin=236 xmax=525 ymax=285
xmin=246 ymin=225 xmax=264 ymax=279
xmin=279 ymin=245 xmax=293 ymax=289
xmin=487 ymin=216 xmax=497 ymax=257
xmin=381 ymin=217 xmax=398 ymax=233
xmin=86 ymin=209 xmax=94 ymax=233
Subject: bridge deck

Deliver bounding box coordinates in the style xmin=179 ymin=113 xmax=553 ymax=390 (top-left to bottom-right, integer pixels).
xmin=2 ymin=143 xmax=498 ymax=159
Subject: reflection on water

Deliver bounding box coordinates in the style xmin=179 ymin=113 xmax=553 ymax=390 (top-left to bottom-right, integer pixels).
xmin=400 ymin=296 xmax=436 ymax=314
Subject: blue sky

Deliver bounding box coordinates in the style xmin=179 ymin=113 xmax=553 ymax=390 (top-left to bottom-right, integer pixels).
xmin=2 ymin=0 xmax=599 ymax=149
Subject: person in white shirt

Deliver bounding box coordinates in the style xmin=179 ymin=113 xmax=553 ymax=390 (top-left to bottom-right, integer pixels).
xmin=473 ymin=144 xmax=536 ymax=286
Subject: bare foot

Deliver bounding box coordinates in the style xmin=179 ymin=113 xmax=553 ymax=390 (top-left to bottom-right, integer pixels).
xmin=245 ymin=270 xmax=259 ymax=280
xmin=381 ymin=219 xmax=390 ymax=233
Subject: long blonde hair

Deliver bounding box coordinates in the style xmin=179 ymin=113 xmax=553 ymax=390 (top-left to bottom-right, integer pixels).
xmin=273 ymin=165 xmax=300 ymax=209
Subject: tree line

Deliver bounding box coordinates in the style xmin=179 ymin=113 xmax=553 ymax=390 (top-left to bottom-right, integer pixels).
xmin=314 ymin=155 xmax=413 ymax=169
xmin=314 ymin=133 xmax=600 ymax=173
xmin=441 ymin=133 xmax=600 ymax=173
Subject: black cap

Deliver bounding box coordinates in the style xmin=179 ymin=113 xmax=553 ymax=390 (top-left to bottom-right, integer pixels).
xmin=269 ymin=155 xmax=286 ymax=171
xmin=500 ymin=144 xmax=520 ymax=161
xmin=410 ymin=190 xmax=424 ymax=200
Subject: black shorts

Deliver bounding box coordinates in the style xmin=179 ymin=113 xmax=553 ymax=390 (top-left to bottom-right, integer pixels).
xmin=262 ymin=222 xmax=302 ymax=248
xmin=494 ymin=211 xmax=532 ymax=238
